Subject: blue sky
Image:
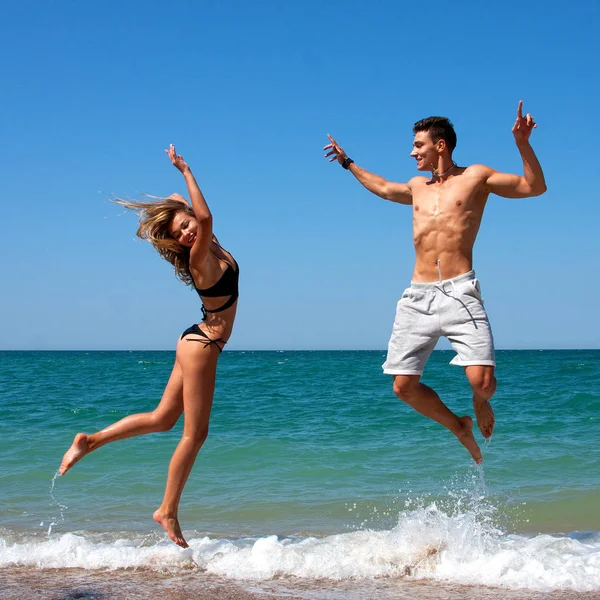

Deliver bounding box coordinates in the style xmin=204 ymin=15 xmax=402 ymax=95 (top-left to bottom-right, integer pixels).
xmin=1 ymin=0 xmax=598 ymax=350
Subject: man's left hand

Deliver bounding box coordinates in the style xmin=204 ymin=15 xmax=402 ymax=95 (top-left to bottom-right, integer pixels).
xmin=512 ymin=100 xmax=537 ymax=145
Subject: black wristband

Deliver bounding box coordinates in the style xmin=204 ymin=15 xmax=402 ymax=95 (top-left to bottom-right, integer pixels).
xmin=341 ymin=157 xmax=354 ymax=170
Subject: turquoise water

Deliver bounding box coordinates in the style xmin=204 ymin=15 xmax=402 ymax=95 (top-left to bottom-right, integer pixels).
xmin=1 ymin=349 xmax=599 ymax=596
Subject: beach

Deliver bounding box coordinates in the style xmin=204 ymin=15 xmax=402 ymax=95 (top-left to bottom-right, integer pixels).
xmin=1 ymin=350 xmax=599 ymax=598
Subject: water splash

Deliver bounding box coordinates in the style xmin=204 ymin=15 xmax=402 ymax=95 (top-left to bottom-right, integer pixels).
xmin=3 ymin=491 xmax=599 ymax=592
xmin=47 ymin=470 xmax=68 ymax=536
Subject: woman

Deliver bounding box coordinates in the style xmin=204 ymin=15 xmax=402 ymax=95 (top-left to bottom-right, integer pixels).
xmin=59 ymin=145 xmax=239 ymax=548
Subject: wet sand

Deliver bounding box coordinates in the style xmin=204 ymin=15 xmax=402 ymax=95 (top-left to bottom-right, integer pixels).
xmin=2 ymin=568 xmax=600 ymax=600
xmin=0 ymin=568 xmax=295 ymax=600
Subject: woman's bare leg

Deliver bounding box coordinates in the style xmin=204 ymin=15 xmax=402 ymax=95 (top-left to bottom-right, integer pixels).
xmin=59 ymin=362 xmax=184 ymax=475
xmin=153 ymin=338 xmax=218 ymax=548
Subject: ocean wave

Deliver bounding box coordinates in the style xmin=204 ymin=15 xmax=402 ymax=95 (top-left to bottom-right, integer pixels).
xmin=1 ymin=503 xmax=599 ymax=592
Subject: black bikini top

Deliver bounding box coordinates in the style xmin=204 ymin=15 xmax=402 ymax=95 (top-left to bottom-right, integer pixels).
xmin=192 ymin=244 xmax=239 ymax=315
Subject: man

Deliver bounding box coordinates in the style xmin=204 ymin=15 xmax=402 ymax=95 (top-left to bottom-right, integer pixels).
xmin=324 ymin=101 xmax=546 ymax=463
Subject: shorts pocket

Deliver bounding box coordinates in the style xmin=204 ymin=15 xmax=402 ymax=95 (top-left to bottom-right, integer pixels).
xmin=462 ymin=278 xmax=483 ymax=303
xmin=472 ymin=278 xmax=483 ymax=302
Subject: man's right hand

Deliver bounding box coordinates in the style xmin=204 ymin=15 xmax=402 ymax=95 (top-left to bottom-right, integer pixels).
xmin=323 ymin=134 xmax=348 ymax=166
xmin=322 ymin=133 xmax=413 ymax=204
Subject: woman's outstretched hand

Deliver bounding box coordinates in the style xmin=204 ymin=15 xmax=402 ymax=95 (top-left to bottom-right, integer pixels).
xmin=166 ymin=144 xmax=190 ymax=174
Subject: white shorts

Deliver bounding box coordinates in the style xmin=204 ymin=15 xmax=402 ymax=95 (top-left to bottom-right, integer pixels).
xmin=382 ymin=270 xmax=496 ymax=376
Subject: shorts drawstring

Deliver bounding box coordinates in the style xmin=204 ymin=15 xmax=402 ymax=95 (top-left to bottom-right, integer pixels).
xmin=435 ymin=261 xmax=474 ymax=327
xmin=436 ymin=260 xmax=457 ymax=298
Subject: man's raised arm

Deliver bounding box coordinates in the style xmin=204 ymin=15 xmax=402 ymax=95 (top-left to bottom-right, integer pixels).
xmin=323 ymin=134 xmax=413 ymax=205
xmin=483 ymin=101 xmax=547 ymax=199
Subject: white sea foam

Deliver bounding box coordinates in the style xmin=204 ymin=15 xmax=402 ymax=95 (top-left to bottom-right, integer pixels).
xmin=0 ymin=532 xmax=194 ymax=571
xmin=1 ymin=505 xmax=599 ymax=592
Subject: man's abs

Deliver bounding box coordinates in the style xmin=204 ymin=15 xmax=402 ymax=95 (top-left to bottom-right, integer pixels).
xmin=410 ymin=171 xmax=489 ymax=282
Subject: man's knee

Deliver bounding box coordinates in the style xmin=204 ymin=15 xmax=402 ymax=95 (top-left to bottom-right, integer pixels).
xmin=393 ymin=375 xmax=421 ymax=401
xmin=468 ymin=369 xmax=496 ymax=399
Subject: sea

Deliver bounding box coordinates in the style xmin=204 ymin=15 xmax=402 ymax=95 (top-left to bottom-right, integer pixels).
xmin=1 ymin=349 xmax=599 ymax=599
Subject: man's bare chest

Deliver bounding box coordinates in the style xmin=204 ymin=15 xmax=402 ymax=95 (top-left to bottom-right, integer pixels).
xmin=412 ymin=181 xmax=484 ymax=218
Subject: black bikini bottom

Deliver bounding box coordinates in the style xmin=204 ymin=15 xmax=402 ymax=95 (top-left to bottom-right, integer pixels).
xmin=180 ymin=324 xmax=225 ymax=353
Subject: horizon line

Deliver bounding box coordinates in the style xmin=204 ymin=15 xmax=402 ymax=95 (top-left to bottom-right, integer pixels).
xmin=1 ymin=348 xmax=598 ymax=353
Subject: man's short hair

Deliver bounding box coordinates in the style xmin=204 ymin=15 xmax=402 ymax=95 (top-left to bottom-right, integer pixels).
xmin=413 ymin=117 xmax=457 ymax=153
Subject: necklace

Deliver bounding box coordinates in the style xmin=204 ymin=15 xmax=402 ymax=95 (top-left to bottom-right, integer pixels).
xmin=432 ymin=161 xmax=457 ymax=178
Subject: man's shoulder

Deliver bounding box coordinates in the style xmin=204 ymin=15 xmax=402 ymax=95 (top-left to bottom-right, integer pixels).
xmin=408 ymin=175 xmax=430 ymax=187
xmin=462 ymin=164 xmax=493 ymax=177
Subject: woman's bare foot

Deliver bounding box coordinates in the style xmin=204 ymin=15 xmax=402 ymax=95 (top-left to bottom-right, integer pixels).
xmin=473 ymin=398 xmax=495 ymax=439
xmin=455 ymin=416 xmax=482 ymax=464
xmin=59 ymin=433 xmax=91 ymax=475
xmin=153 ymin=510 xmax=189 ymax=548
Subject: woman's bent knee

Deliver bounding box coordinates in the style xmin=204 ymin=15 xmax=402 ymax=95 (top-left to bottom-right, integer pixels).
xmin=152 ymin=412 xmax=180 ymax=432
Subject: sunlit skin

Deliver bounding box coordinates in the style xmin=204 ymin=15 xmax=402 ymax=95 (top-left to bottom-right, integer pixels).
xmin=60 ymin=145 xmax=238 ymax=548
xmin=324 ymin=101 xmax=546 ymax=462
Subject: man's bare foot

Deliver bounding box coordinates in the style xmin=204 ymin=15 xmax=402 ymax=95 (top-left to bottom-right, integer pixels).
xmin=59 ymin=433 xmax=91 ymax=475
xmin=455 ymin=416 xmax=482 ymax=464
xmin=153 ymin=510 xmax=189 ymax=548
xmin=473 ymin=398 xmax=495 ymax=439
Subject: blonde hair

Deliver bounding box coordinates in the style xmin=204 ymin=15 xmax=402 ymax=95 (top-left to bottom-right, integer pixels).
xmin=115 ymin=197 xmax=195 ymax=286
